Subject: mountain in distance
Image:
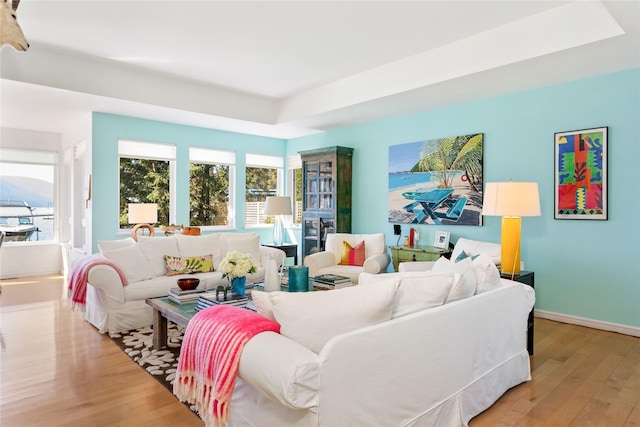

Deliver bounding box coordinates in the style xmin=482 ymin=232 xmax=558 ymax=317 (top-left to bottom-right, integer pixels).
xmin=0 ymin=175 xmax=54 ymax=207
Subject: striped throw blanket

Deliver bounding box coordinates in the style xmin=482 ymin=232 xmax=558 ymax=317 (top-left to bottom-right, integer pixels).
xmin=173 ymin=305 xmax=280 ymax=427
xmin=68 ymin=254 xmax=128 ymax=311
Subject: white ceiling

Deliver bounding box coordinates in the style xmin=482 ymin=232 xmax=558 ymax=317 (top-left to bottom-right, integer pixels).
xmin=1 ymin=0 xmax=639 ymax=139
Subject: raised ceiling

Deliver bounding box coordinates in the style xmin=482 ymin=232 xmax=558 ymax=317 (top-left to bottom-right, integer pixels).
xmin=1 ymin=1 xmax=638 ymax=139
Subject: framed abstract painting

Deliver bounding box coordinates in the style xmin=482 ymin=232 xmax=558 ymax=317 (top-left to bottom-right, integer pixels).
xmin=554 ymin=126 xmax=608 ymax=220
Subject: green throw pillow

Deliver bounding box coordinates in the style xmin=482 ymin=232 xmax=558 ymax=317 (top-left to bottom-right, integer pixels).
xmin=164 ymin=254 xmax=214 ymax=276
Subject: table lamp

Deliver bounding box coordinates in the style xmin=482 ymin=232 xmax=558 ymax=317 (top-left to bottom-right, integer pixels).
xmin=482 ymin=182 xmax=540 ymax=277
xmin=128 ymin=203 xmax=158 ymax=241
xmin=264 ymin=196 xmax=292 ymax=246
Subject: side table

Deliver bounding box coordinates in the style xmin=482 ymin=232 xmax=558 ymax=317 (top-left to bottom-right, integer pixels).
xmin=390 ymin=245 xmax=450 ymax=272
xmin=502 ymin=271 xmax=535 ymax=355
xmin=262 ymin=242 xmax=298 ymax=265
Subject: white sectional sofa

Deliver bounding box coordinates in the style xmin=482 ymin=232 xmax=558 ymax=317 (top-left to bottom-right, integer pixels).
xmin=229 ymin=256 xmax=535 ymax=427
xmin=84 ymin=232 xmax=285 ymax=335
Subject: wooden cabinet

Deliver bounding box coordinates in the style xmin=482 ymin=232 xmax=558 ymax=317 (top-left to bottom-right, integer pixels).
xmin=390 ymin=245 xmax=450 ymax=272
xmin=300 ymin=146 xmax=353 ymax=259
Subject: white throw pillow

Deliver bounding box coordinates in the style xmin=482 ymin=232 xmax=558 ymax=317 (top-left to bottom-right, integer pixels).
xmin=269 ymin=283 xmax=398 ymax=353
xmin=223 ymin=235 xmax=262 ymax=268
xmin=394 ymin=273 xmax=455 ymax=318
xmin=175 ymin=233 xmax=222 ymax=266
xmin=97 ymin=237 xmax=136 ymax=255
xmin=101 ymin=245 xmax=154 ymax=283
xmin=137 ymin=236 xmax=181 ymax=277
xmin=472 ymin=252 xmax=502 ymax=293
xmin=251 ymin=290 xmax=276 ymax=322
xmin=432 ymin=256 xmax=476 ymax=303
xmin=451 ymin=238 xmax=501 ymax=265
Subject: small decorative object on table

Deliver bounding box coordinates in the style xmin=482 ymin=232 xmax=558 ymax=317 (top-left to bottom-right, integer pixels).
xmin=288 ymin=265 xmax=309 ymax=292
xmin=220 ymin=250 xmax=257 ymax=296
xmin=176 ymin=277 xmax=200 ymax=291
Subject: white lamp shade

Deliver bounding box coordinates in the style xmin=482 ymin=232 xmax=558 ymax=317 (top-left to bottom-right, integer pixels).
xmin=264 ymin=196 xmax=292 ymax=215
xmin=482 ymin=182 xmax=541 ymax=217
xmin=128 ymin=203 xmax=158 ymax=224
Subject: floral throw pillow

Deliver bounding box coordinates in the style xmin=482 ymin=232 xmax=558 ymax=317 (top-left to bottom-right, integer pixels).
xmin=164 ymin=254 xmax=214 ymax=276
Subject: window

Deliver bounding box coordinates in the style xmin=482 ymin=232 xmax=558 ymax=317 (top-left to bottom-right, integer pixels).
xmin=287 ymin=155 xmax=303 ymax=224
xmin=245 ymin=154 xmax=283 ymax=226
xmin=0 ymin=148 xmax=57 ymax=243
xmin=118 ymin=139 xmax=176 ymax=229
xmin=189 ymin=147 xmax=235 ymax=228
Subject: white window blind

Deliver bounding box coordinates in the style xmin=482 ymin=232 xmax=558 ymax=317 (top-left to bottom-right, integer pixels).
xmin=189 ymin=147 xmax=235 ymax=164
xmin=246 ymin=153 xmax=283 ymax=168
xmin=118 ymin=139 xmax=176 ymax=160
xmin=0 ymin=148 xmax=57 ymax=165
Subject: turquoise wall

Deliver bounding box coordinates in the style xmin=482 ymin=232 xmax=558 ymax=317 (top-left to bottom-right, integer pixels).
xmin=91 ymin=113 xmax=286 ymax=252
xmin=287 ymin=68 xmax=640 ymax=328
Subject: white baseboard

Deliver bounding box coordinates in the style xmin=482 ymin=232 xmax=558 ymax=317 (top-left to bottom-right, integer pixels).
xmin=535 ymin=310 xmax=640 ymax=337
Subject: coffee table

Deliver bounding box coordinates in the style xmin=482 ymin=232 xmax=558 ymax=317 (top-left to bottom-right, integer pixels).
xmin=145 ymin=296 xmax=198 ymax=350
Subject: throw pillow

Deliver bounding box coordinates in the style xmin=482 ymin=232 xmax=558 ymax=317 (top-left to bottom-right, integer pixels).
xmin=175 ymin=233 xmax=222 ymax=265
xmin=432 ymin=256 xmax=476 ymax=303
xmin=269 ymin=283 xmax=398 ymax=353
xmin=472 ymin=252 xmax=502 ymax=293
xmin=393 ymin=273 xmax=455 ymax=318
xmin=455 ymin=250 xmax=479 ymax=263
xmin=251 ymin=290 xmax=276 ymax=322
xmin=97 ymin=237 xmax=136 ymax=255
xmin=339 ymin=240 xmax=365 ymax=266
xmin=137 ymin=235 xmax=181 ymax=277
xmin=223 ymin=234 xmax=262 ymax=268
xmin=101 ymin=245 xmax=154 ymax=283
xmin=164 ymin=254 xmax=214 ymax=276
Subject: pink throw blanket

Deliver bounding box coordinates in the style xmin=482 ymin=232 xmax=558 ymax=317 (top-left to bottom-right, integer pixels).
xmin=173 ymin=305 xmax=280 ymax=427
xmin=68 ymin=254 xmax=128 ymax=311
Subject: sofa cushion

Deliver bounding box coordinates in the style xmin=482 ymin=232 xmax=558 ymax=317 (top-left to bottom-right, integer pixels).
xmin=340 ymin=240 xmax=365 ymax=266
xmin=224 ymin=234 xmax=262 ymax=268
xmin=432 ymin=256 xmax=476 ymax=303
xmin=175 ymin=233 xmax=222 ymax=266
xmin=138 ymin=235 xmax=181 ymax=277
xmin=472 ymin=253 xmax=502 ymax=293
xmin=101 ymin=244 xmax=154 ymax=283
xmin=164 ymin=254 xmax=214 ymax=276
xmin=251 ymin=290 xmax=276 ymax=321
xmin=269 ymin=283 xmax=398 ymax=353
xmin=97 ymin=237 xmax=136 ymax=254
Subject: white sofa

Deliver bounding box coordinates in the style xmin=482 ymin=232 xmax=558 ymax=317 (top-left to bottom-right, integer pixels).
xmin=84 ymin=232 xmax=285 ymax=335
xmin=228 ymin=259 xmax=535 ymax=427
xmin=303 ymin=233 xmax=390 ymax=284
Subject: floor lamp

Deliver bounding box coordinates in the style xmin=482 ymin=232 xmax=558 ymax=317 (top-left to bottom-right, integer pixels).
xmin=128 ymin=203 xmax=158 ymax=241
xmin=264 ymin=196 xmax=292 ymax=246
xmin=482 ymin=182 xmax=540 ymax=278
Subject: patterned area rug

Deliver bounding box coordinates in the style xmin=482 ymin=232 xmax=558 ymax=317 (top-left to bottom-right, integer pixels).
xmin=110 ymin=323 xmax=185 ymax=394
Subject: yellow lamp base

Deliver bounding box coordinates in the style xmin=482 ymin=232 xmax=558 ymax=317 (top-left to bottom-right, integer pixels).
xmin=501 ymin=216 xmax=521 ymax=276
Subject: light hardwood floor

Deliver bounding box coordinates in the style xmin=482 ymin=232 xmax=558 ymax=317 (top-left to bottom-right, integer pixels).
xmin=0 ymin=275 xmax=638 ymax=426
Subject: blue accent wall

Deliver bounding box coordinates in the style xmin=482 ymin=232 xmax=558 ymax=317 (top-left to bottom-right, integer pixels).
xmin=91 ymin=113 xmax=286 ymax=251
xmin=287 ymin=68 xmax=640 ymax=328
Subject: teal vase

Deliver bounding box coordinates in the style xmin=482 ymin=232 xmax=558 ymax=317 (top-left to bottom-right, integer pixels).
xmin=230 ymin=276 xmax=246 ymax=296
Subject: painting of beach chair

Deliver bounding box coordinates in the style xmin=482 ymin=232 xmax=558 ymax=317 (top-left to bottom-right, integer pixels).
xmin=401 ymin=188 xmax=467 ymax=224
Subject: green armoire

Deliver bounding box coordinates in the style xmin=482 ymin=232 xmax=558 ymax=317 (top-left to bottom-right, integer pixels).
xmin=299 ymin=146 xmax=353 ymax=260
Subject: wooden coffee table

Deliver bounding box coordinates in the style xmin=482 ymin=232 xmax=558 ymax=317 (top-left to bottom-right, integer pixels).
xmin=145 ymin=297 xmax=198 ymax=350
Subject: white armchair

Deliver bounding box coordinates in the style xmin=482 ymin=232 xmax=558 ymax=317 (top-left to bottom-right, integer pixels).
xmin=304 ymin=233 xmax=389 ymax=284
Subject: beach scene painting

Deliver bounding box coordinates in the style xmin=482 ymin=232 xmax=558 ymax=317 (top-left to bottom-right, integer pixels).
xmin=388 ymin=133 xmax=484 ymax=226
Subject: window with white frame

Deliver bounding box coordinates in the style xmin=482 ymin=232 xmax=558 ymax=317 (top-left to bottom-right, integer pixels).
xmin=0 ymin=148 xmax=57 ymax=243
xmin=189 ymin=147 xmax=235 ymax=228
xmin=118 ymin=139 xmax=176 ymax=229
xmin=245 ymin=153 xmax=283 ymax=226
xmin=287 ymin=154 xmax=302 ymax=224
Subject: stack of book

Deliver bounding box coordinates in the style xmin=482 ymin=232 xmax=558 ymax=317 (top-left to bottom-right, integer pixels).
xmin=311 ymin=274 xmax=352 ymax=290
xmin=195 ymin=292 xmax=250 ymax=312
xmin=168 ymin=287 xmax=205 ymax=305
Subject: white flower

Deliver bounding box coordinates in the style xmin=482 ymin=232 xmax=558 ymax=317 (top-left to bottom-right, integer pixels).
xmin=220 ymin=251 xmax=257 ymax=279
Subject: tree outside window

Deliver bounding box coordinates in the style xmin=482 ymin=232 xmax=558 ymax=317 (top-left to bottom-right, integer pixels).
xmin=190 ymin=163 xmax=230 ymax=226
xmin=119 ymin=158 xmax=170 ymax=227
xmin=245 ymin=166 xmax=278 ymax=225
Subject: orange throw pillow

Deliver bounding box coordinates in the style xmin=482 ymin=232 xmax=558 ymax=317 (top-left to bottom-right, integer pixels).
xmin=340 ymin=240 xmax=365 ymax=266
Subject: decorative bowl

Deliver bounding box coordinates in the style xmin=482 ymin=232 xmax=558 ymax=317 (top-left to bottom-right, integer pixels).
xmin=177 ymin=277 xmax=200 ymax=291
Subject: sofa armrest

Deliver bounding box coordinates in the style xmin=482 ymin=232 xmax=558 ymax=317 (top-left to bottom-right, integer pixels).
xmin=363 ymin=253 xmax=390 ymax=274
xmin=303 ymin=251 xmax=336 ymax=277
xmin=87 ymin=264 xmax=127 ymax=302
xmin=239 ymin=331 xmax=320 ymax=409
xmin=259 ymin=246 xmax=286 ymax=268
